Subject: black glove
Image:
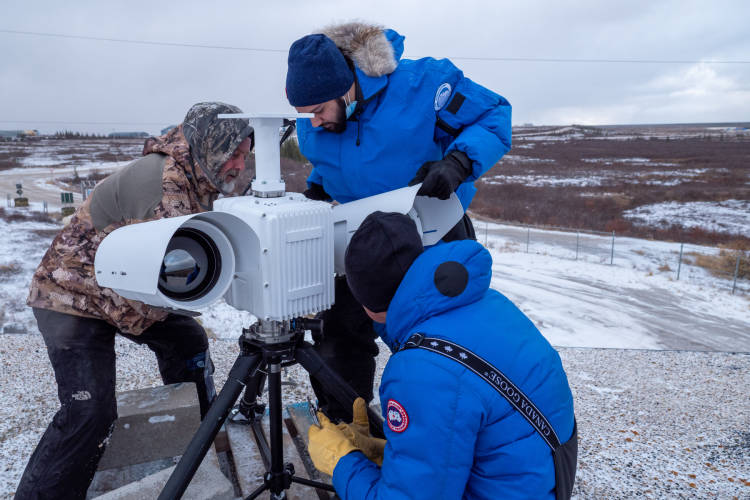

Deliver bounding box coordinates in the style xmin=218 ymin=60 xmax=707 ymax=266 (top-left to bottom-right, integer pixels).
xmin=408 ymin=151 xmax=472 ymax=200
xmin=304 ymin=182 xmax=332 ymax=201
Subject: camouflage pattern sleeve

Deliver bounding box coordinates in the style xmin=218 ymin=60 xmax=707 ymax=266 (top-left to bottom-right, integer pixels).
xmin=27 ymin=128 xmax=219 ymax=334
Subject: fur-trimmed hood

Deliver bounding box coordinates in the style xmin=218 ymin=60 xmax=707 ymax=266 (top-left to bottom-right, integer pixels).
xmin=322 ymin=22 xmax=403 ymax=77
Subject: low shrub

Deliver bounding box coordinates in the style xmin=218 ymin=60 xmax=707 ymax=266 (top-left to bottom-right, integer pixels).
xmin=0 ymin=207 xmax=57 ymax=224
xmin=688 ymin=249 xmax=749 ymax=280
xmin=0 ymin=261 xmax=23 ymax=277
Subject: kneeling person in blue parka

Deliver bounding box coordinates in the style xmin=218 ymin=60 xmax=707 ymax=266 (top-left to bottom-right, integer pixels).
xmin=308 ymin=211 xmax=578 ymax=500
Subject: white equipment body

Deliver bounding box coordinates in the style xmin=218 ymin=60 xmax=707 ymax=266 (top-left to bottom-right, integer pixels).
xmin=94 ymin=114 xmax=463 ymax=321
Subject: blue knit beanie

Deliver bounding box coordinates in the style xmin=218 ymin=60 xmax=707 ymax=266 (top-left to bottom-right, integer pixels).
xmin=286 ymin=34 xmax=354 ymax=107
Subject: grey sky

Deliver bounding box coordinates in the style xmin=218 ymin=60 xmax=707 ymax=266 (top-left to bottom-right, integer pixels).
xmin=1 ymin=0 xmax=749 ymax=134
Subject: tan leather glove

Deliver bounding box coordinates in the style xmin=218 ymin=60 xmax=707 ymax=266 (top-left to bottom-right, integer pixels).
xmin=308 ymin=411 xmax=360 ymax=476
xmin=336 ymin=398 xmax=386 ymax=466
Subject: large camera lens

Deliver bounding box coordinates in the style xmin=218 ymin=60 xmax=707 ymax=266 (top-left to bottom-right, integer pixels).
xmin=158 ymin=228 xmax=221 ymax=301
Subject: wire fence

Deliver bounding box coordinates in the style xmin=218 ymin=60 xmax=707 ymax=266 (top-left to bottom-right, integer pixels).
xmin=476 ymin=220 xmax=749 ymax=295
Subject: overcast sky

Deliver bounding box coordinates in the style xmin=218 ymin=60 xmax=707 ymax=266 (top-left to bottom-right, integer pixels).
xmin=1 ymin=0 xmax=749 ymax=134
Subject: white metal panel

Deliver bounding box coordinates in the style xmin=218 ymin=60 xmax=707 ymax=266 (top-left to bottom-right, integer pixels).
xmin=215 ymin=194 xmax=334 ymax=321
xmin=331 ymin=185 xmax=464 ymax=273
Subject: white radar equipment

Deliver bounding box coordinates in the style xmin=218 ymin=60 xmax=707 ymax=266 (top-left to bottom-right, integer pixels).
xmin=95 ymin=112 xmax=464 ymax=498
xmin=94 ymin=113 xmax=464 ymax=342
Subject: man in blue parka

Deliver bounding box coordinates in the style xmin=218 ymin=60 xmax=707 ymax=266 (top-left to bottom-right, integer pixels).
xmin=286 ymin=22 xmax=512 ymax=420
xmin=307 ymin=212 xmax=577 ymax=499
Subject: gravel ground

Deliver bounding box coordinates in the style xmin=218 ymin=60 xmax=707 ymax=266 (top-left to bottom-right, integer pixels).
xmin=0 ymin=335 xmax=748 ymax=499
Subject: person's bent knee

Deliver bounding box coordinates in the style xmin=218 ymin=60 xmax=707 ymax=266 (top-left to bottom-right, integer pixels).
xmin=63 ymin=397 xmax=117 ymax=437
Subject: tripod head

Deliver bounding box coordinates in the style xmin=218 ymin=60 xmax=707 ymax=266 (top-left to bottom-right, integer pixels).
xmin=242 ymin=317 xmax=322 ymax=345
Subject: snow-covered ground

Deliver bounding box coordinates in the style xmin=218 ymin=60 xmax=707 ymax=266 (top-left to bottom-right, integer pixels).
xmin=473 ymin=220 xmax=750 ymax=351
xmin=624 ymin=199 xmax=750 ymax=235
xmin=1 ymin=336 xmax=747 ymax=499
xmin=0 ymin=214 xmax=60 ymax=333
xmin=0 ymin=128 xmax=748 ymax=497
xmin=1 ymin=208 xmax=749 ymax=498
xmin=484 ymin=168 xmax=719 ymax=188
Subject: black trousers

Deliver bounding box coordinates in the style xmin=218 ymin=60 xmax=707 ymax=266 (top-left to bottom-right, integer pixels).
xmin=312 ymin=214 xmax=476 ymax=421
xmin=14 ymin=309 xmax=216 ymax=500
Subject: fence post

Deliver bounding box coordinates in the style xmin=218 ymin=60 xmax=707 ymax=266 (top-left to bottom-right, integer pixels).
xmin=676 ymin=243 xmax=683 ymax=280
xmin=575 ymin=232 xmax=579 ymax=261
xmin=732 ymin=255 xmax=740 ymax=294
xmin=43 ymin=201 xmax=48 ymax=214
xmin=6 ymin=193 xmax=10 ymax=208
xmin=526 ymin=227 xmax=530 ymax=253
xmin=610 ymin=231 xmax=615 ymax=265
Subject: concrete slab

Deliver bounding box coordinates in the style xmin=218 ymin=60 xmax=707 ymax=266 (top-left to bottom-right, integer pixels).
xmin=97 ymin=382 xmax=201 ymax=470
xmin=92 ymin=447 xmax=234 ymax=500
xmin=87 ymin=457 xmax=177 ymax=498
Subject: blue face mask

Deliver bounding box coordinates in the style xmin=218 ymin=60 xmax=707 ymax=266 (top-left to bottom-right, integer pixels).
xmin=345 ymin=99 xmax=358 ymax=119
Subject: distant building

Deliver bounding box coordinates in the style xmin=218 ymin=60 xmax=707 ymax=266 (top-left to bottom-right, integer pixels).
xmin=161 ymin=125 xmax=177 ymax=135
xmin=107 ymin=131 xmax=149 ymax=138
xmin=0 ymin=129 xmax=39 ymax=139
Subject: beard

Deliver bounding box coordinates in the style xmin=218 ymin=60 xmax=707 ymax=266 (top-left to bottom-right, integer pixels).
xmin=219 ymin=179 xmax=236 ymax=195
xmin=322 ymin=98 xmax=348 ymax=134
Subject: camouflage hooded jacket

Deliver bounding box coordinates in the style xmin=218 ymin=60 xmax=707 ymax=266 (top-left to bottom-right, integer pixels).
xmin=27 ymin=103 xmax=252 ymax=334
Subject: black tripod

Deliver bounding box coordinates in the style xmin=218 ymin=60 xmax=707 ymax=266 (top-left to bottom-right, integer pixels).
xmin=157 ymin=318 xmax=384 ymax=500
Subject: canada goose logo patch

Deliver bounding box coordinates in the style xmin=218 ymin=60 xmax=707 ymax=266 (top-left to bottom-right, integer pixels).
xmin=386 ymin=399 xmax=409 ymax=433
xmin=434 ymin=83 xmax=452 ymax=111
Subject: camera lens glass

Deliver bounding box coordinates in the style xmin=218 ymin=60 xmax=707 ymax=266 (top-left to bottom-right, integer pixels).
xmin=158 ymin=228 xmax=221 ymax=301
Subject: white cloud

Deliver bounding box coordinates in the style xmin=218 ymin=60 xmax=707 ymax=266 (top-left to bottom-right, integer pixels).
xmin=1 ymin=0 xmax=749 ymax=131
xmin=646 ymin=63 xmax=741 ymax=98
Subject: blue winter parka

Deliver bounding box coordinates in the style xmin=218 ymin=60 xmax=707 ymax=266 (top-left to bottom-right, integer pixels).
xmin=332 ymin=240 xmax=576 ymax=499
xmin=296 ymin=26 xmax=512 ymax=210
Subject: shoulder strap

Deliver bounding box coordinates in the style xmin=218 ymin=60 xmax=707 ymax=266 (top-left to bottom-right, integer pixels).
xmin=399 ymin=333 xmax=561 ymax=449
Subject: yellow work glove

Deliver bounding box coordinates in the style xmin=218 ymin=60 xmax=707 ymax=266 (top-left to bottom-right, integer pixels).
xmin=308 ymin=411 xmax=360 ymax=476
xmin=336 ymin=397 xmax=387 ymax=466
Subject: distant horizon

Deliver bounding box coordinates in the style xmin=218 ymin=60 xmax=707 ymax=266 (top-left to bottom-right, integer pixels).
xmin=1 ymin=120 xmax=748 ymax=137
xmin=517 ymin=121 xmax=750 ymax=129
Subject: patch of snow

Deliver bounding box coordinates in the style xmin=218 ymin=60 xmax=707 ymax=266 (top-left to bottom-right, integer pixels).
xmin=0 ymin=214 xmax=60 ymax=334
xmin=582 ymin=157 xmax=679 ymax=167
xmin=624 ymin=200 xmax=750 ymax=235
xmin=148 ymin=415 xmax=176 ymax=424
xmin=195 ymin=301 xmax=257 ymax=340
xmin=500 ymin=155 xmax=556 ymax=163
xmin=473 ymin=219 xmax=750 ymax=351
xmin=485 ymin=174 xmax=606 ymax=187
xmin=0 ymin=162 xmax=128 ymax=178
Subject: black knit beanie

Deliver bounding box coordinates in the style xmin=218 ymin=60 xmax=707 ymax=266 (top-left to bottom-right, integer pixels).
xmin=345 ymin=212 xmax=424 ymax=312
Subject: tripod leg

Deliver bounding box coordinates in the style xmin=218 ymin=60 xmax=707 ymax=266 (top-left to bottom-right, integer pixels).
xmin=290 ymin=475 xmax=336 ymax=492
xmin=158 ymin=351 xmax=264 ymax=500
xmin=267 ymin=359 xmax=285 ymax=479
xmin=230 ymin=370 xmax=273 ymax=470
xmin=237 ymin=370 xmax=267 ymax=418
xmin=244 ymin=481 xmax=270 ymax=500
xmin=296 ymin=341 xmax=385 ymax=439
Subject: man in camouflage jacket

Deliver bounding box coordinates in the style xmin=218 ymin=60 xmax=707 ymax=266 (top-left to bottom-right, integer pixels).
xmin=16 ymin=102 xmax=253 ymax=500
